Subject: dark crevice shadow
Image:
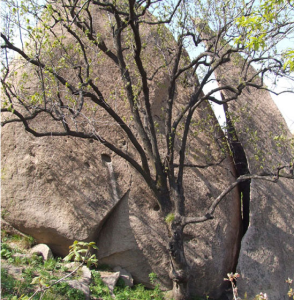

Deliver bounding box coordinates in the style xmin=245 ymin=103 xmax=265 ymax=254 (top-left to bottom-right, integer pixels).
xmin=223 ymin=102 xmax=251 ymax=236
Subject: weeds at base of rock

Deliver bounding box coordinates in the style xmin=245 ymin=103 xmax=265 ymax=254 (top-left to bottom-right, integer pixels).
xmin=1 ymin=232 xmax=166 ymax=300
xmin=89 ymin=270 xmax=164 ymax=300
xmin=3 ymin=232 xmax=293 ymax=300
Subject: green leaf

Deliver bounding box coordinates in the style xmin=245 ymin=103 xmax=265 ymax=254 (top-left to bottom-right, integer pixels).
xmin=64 ymin=252 xmax=75 ymax=261
xmin=31 ymin=277 xmax=40 ymax=285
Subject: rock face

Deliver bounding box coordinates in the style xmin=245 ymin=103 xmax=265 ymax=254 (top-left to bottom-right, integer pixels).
xmin=1 ymin=4 xmax=241 ymax=299
xmin=96 ymin=191 xmax=155 ymax=288
xmin=214 ymin=54 xmax=294 ymax=299
xmin=1 ymin=123 xmax=130 ymax=256
xmin=1 ymin=104 xmax=241 ymax=299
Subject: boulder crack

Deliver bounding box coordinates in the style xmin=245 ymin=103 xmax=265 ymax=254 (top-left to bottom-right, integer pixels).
xmin=223 ymin=103 xmax=251 ymax=236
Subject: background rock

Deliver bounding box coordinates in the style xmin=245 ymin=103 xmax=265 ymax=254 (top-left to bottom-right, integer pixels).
xmin=96 ymin=191 xmax=155 ymax=288
xmin=1 ymin=123 xmax=130 ymax=256
xmin=214 ymin=54 xmax=294 ymax=299
xmin=1 ymin=5 xmax=242 ymax=299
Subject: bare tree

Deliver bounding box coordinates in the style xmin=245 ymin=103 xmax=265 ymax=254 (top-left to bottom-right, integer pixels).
xmin=1 ymin=0 xmax=293 ymax=299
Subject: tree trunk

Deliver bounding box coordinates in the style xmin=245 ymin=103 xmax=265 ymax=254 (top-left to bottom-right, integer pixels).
xmin=168 ymin=217 xmax=191 ymax=300
xmin=157 ymin=179 xmax=192 ymax=299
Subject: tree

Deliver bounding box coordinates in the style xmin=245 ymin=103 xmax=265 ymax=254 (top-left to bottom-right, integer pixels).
xmin=235 ymin=0 xmax=294 ymax=71
xmin=1 ymin=0 xmax=293 ymax=299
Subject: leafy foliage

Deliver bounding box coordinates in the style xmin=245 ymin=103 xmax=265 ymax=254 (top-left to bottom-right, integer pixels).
xmin=235 ymin=0 xmax=294 ymax=71
xmin=1 ymin=233 xmax=87 ymax=299
xmin=89 ymin=270 xmax=165 ymax=300
xmin=64 ymin=240 xmax=98 ymax=268
xmin=1 ymin=232 xmax=167 ymax=300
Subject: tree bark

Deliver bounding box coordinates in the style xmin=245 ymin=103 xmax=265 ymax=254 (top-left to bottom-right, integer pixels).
xmin=168 ymin=216 xmax=191 ymax=300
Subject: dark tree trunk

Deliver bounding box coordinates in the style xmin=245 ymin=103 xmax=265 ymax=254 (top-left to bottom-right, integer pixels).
xmin=168 ymin=220 xmax=191 ymax=300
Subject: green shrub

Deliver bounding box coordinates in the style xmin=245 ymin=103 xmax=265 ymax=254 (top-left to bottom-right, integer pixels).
xmin=89 ymin=270 xmax=165 ymax=300
xmin=1 ymin=235 xmax=166 ymax=300
xmin=49 ymin=282 xmax=85 ymax=300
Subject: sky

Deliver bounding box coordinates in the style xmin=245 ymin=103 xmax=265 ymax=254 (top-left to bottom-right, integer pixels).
xmin=205 ymin=75 xmax=294 ymax=134
xmin=190 ymin=43 xmax=294 ymax=134
xmin=261 ymin=36 xmax=294 ymax=133
xmin=270 ymin=77 xmax=294 ymax=133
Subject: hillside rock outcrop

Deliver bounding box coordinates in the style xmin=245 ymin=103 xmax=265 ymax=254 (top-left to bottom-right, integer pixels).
xmin=1 ymin=4 xmax=242 ymax=299
xmin=214 ymin=53 xmax=294 ymax=299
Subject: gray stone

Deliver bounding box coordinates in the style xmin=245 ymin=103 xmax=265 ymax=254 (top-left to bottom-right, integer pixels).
xmin=67 ymin=280 xmax=90 ymax=300
xmin=236 ymin=179 xmax=294 ymax=300
xmin=12 ymin=253 xmax=31 ymax=259
xmin=30 ymin=244 xmax=54 ymax=261
xmin=100 ymin=271 xmax=121 ymax=295
xmin=113 ymin=266 xmax=134 ymax=287
xmin=1 ymin=262 xmax=23 ymax=278
xmin=213 ymin=50 xmax=294 ymax=299
xmin=81 ymin=265 xmax=92 ymax=285
xmin=8 ymin=267 xmax=23 ymax=276
xmin=63 ymin=265 xmax=91 ymax=299
xmin=164 ymin=290 xmax=174 ymax=300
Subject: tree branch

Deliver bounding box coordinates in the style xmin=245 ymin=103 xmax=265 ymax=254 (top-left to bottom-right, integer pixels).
xmin=183 ymin=169 xmax=294 ymax=226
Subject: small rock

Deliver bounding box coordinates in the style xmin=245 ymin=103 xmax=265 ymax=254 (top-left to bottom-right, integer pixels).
xmin=62 ymin=263 xmax=91 ymax=283
xmin=30 ymin=244 xmax=53 ymax=261
xmin=113 ymin=266 xmax=133 ymax=287
xmin=100 ymin=271 xmax=120 ymax=294
xmin=81 ymin=265 xmax=92 ymax=285
xmin=164 ymin=290 xmax=174 ymax=300
xmin=67 ymin=280 xmax=90 ymax=300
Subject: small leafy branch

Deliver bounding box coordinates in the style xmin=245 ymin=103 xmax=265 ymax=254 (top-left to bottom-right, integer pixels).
xmin=64 ymin=240 xmax=98 ymax=267
xmin=27 ymin=241 xmax=98 ymax=300
xmin=224 ymin=272 xmax=240 ymax=300
xmin=224 ymin=273 xmax=269 ymax=300
xmin=287 ymin=278 xmax=294 ymax=299
xmin=253 ymin=293 xmax=268 ymax=300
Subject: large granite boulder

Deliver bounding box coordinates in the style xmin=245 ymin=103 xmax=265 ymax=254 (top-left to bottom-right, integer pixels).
xmin=213 ymin=51 xmax=294 ymax=299
xmin=1 ymin=122 xmax=130 ymax=256
xmin=1 ymin=4 xmax=241 ymax=298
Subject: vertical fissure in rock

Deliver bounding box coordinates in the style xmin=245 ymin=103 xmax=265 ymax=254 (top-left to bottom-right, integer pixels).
xmin=223 ymin=103 xmax=251 ymax=236
xmin=101 ymin=154 xmax=120 ymax=204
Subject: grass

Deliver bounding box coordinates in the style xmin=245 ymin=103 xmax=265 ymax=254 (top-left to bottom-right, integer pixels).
xmin=2 ymin=230 xmax=293 ymax=300
xmin=1 ymin=231 xmax=166 ymax=300
xmin=1 ymin=230 xmax=35 ymax=249
xmin=89 ymin=270 xmax=164 ymax=300
xmin=1 ymin=268 xmax=84 ymax=300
